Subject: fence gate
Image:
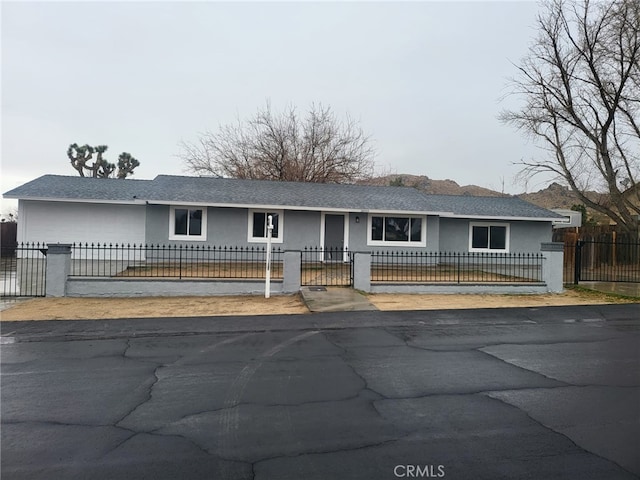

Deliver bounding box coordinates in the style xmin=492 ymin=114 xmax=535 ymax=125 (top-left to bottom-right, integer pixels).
xmin=301 ymin=247 xmax=354 ymax=286
xmin=1 ymin=243 xmax=47 ymax=297
xmin=571 ymin=240 xmax=640 ymax=284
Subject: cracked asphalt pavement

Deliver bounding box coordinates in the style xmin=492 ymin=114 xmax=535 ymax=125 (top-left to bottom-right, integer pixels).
xmin=1 ymin=304 xmax=639 ymax=479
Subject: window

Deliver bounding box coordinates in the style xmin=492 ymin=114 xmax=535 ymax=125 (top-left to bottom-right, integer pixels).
xmin=169 ymin=207 xmax=207 ymax=241
xmin=469 ymin=223 xmax=509 ymax=252
xmin=368 ymin=215 xmax=425 ymax=246
xmin=248 ymin=210 xmax=283 ymax=243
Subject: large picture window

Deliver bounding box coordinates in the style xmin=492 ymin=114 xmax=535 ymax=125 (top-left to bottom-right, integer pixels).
xmin=169 ymin=207 xmax=207 ymax=241
xmin=368 ymin=215 xmax=425 ymax=246
xmin=248 ymin=210 xmax=283 ymax=243
xmin=469 ymin=223 xmax=509 ymax=252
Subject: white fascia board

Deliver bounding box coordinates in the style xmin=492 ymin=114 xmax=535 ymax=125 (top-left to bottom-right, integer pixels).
xmin=441 ymin=213 xmax=560 ymax=222
xmin=366 ymin=209 xmax=453 ymax=216
xmin=11 ymin=197 xmax=146 ymax=205
xmin=147 ymin=200 xmax=343 ymax=211
xmin=9 ymin=197 xmax=560 ymax=222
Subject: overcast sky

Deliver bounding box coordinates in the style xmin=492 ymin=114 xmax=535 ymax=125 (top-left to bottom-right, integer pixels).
xmin=1 ymin=0 xmax=554 ymax=214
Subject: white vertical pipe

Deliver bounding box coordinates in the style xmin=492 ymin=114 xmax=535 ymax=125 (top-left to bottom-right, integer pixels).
xmin=265 ymin=215 xmax=273 ymax=298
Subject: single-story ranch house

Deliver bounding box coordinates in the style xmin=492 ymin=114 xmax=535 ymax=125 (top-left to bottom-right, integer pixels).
xmin=4 ymin=175 xmax=568 ymax=297
xmin=5 ymin=174 xmax=563 ymax=254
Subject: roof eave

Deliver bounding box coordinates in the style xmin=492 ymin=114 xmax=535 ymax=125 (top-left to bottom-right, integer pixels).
xmin=146 ymin=200 xmax=452 ymax=216
xmin=9 ymin=196 xmax=146 ymax=205
xmin=442 ymin=213 xmax=560 ymax=222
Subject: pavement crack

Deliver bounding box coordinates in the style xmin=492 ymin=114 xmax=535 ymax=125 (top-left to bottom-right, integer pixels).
xmin=114 ymin=363 xmax=163 ymax=427
xmin=216 ymin=331 xmax=321 ymax=470
xmin=2 ymin=419 xmax=136 ymax=432
xmin=320 ymin=331 xmax=386 ymax=399
xmin=475 ymin=348 xmax=574 ymax=386
xmin=122 ymin=338 xmax=132 ymax=358
xmin=163 ymin=390 xmax=385 ymax=428
xmin=366 ymin=384 xmax=578 ymax=402
xmin=318 ymin=332 xmax=348 ymax=355
xmin=252 ymin=434 xmax=411 ymax=466
xmin=148 ymin=430 xmax=218 ymax=458
xmin=484 ymin=392 xmax=640 ymax=478
xmin=104 ymin=431 xmax=138 ymax=455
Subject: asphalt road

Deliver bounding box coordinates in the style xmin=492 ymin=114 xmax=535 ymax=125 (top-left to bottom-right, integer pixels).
xmin=1 ymin=304 xmax=639 ymax=480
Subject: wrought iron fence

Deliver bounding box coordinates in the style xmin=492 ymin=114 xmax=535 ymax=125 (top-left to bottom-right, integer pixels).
xmin=301 ymin=247 xmax=353 ymax=286
xmin=371 ymin=251 xmax=544 ymax=284
xmin=574 ymin=240 xmax=640 ymax=283
xmin=69 ymin=243 xmax=283 ymax=279
xmin=1 ymin=243 xmax=47 ymax=297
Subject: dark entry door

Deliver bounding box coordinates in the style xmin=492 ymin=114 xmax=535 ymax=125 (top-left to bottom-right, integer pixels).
xmin=324 ymin=214 xmax=345 ymax=261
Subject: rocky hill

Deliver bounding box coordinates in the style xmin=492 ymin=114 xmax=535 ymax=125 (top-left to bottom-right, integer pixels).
xmin=362 ymin=174 xmax=505 ymax=197
xmin=363 ymin=174 xmax=607 ymax=222
xmin=518 ymin=182 xmax=584 ymax=209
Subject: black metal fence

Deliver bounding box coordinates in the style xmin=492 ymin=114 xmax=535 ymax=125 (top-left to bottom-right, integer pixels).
xmin=69 ymin=243 xmax=283 ymax=279
xmin=1 ymin=243 xmax=47 ymax=297
xmin=572 ymin=240 xmax=640 ymax=283
xmin=371 ymin=251 xmax=544 ymax=284
xmin=301 ymin=247 xmax=354 ymax=286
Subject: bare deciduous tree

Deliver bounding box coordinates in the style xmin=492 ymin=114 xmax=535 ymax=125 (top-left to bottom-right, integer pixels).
xmin=178 ymin=102 xmax=376 ymax=183
xmin=500 ymin=0 xmax=640 ymax=233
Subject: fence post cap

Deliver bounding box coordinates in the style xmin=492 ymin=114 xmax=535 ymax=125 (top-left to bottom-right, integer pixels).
xmin=540 ymin=242 xmax=564 ymax=252
xmin=46 ymin=244 xmax=72 ymax=254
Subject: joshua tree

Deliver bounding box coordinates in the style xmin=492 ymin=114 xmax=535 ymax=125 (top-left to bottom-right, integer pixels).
xmin=117 ymin=152 xmax=141 ymax=179
xmin=67 ymin=143 xmax=140 ymax=178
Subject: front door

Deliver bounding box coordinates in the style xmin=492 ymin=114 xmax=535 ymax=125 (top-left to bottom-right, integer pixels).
xmin=324 ymin=214 xmax=345 ymax=261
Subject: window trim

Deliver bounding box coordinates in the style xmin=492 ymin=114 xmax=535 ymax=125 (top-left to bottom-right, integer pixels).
xmin=468 ymin=222 xmax=510 ymax=252
xmin=247 ymin=209 xmax=284 ymax=243
xmin=366 ymin=214 xmax=427 ymax=247
xmin=169 ymin=206 xmax=207 ymax=241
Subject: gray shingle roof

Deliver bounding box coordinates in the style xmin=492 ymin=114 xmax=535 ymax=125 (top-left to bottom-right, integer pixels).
xmin=3 ymin=174 xmax=563 ymax=220
xmin=3 ymin=175 xmax=154 ymax=202
xmin=149 ymin=175 xmax=435 ymax=212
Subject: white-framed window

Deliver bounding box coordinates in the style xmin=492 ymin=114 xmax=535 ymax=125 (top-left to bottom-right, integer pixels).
xmin=367 ymin=215 xmax=426 ymax=246
xmin=248 ymin=209 xmax=283 ymax=243
xmin=469 ymin=222 xmax=510 ymax=252
xmin=169 ymin=206 xmax=207 ymax=241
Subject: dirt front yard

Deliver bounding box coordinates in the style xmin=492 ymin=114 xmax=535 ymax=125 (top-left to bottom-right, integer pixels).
xmin=0 ymin=287 xmax=636 ymax=321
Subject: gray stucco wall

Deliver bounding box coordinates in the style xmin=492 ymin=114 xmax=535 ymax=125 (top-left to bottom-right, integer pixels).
xmin=145 ymin=205 xmax=551 ymax=254
xmin=67 ymin=278 xmax=283 ymax=297
xmin=369 ymin=284 xmax=549 ymax=294
xmin=438 ymin=218 xmax=552 ymax=253
xmin=284 ymin=210 xmax=321 ymax=249
xmin=146 ymin=205 xmax=248 ymax=246
xmin=145 ymin=204 xmax=170 ymax=244
xmin=145 ymin=205 xmax=322 ymax=248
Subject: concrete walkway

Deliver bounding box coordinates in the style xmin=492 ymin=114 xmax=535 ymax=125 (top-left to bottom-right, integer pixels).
xmin=299 ymin=286 xmax=378 ymax=313
xmin=580 ymin=281 xmax=640 ymax=298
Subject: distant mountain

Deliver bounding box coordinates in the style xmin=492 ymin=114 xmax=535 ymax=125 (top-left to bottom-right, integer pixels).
xmin=518 ymin=182 xmax=609 ymax=223
xmin=518 ymin=182 xmax=583 ymax=209
xmin=363 ymin=174 xmax=608 ymax=223
xmin=362 ymin=174 xmax=505 ymax=197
